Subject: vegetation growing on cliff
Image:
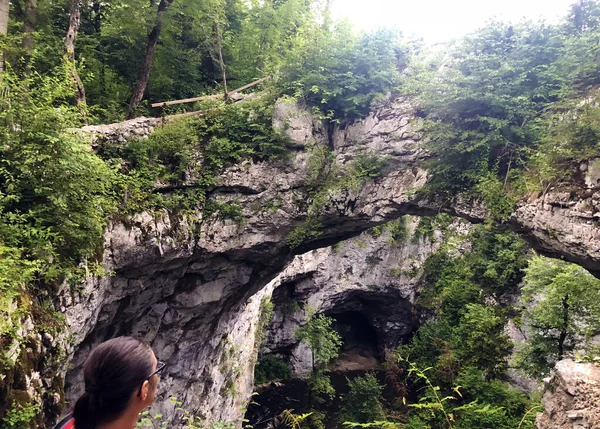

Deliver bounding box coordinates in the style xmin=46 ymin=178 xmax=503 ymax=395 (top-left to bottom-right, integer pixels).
xmin=3 ymin=0 xmax=600 ymax=426
xmin=517 ymin=255 xmax=600 ymax=378
xmin=385 ymin=226 xmax=537 ymax=428
xmin=410 ymin=0 xmax=600 ymax=217
xmin=295 ymin=313 xmax=343 ymax=405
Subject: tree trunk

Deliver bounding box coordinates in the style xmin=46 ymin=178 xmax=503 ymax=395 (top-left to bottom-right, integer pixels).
xmin=64 ymin=0 xmax=88 ymax=122
xmin=558 ymin=294 xmax=569 ymax=358
xmin=0 ymin=0 xmax=9 ymax=73
xmin=215 ymin=22 xmax=228 ymax=97
xmin=127 ymin=0 xmax=174 ymax=119
xmin=322 ymin=0 xmax=333 ymax=28
xmin=22 ymin=0 xmax=36 ymax=52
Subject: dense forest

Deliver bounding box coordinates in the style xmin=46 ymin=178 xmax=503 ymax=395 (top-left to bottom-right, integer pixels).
xmin=2 ymin=0 xmax=600 ymax=428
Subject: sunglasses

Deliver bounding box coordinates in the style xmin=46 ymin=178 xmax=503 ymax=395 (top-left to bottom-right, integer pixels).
xmin=138 ymin=360 xmax=166 ymax=396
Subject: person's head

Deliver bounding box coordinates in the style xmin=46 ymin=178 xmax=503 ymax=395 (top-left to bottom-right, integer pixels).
xmin=73 ymin=336 xmax=164 ymax=429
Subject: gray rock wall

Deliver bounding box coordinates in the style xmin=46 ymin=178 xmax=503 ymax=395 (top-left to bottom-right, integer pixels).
xmin=536 ymin=359 xmax=600 ymax=429
xmin=261 ymin=217 xmax=457 ymax=377
xmin=51 ymin=96 xmax=600 ymax=428
xmin=59 ymin=98 xmax=429 ymax=426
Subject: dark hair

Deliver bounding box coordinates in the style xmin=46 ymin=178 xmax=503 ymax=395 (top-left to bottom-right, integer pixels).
xmin=73 ymin=336 xmax=154 ymax=429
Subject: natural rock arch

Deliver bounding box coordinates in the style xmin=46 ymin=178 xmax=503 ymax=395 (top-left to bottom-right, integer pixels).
xmin=58 ymin=97 xmax=600 ymax=426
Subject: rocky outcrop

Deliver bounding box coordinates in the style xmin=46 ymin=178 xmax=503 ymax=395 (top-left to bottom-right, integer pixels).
xmin=536 ymin=359 xmax=600 ymax=429
xmin=52 ymin=96 xmax=600 ymax=428
xmin=58 ymin=97 xmax=430 ymax=426
xmin=510 ymin=176 xmax=600 ymax=276
xmin=80 ymin=116 xmax=161 ymax=147
xmin=261 ymin=217 xmax=462 ymax=377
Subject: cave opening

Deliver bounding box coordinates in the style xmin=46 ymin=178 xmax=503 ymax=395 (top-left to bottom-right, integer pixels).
xmin=328 ymin=310 xmax=380 ymax=372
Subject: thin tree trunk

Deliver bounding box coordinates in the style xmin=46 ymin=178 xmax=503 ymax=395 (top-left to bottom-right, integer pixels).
xmin=64 ymin=0 xmax=88 ymax=123
xmin=322 ymin=0 xmax=333 ymax=28
xmin=558 ymin=294 xmax=569 ymax=358
xmin=127 ymin=0 xmax=174 ymax=119
xmin=0 ymin=0 xmax=10 ymax=73
xmin=215 ymin=22 xmax=228 ymax=97
xmin=22 ymin=0 xmax=36 ymax=52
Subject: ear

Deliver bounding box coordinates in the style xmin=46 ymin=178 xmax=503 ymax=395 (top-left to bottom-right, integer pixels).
xmin=140 ymin=380 xmax=150 ymax=402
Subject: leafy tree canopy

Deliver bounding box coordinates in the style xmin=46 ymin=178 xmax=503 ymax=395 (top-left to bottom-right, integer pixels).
xmin=517 ymin=255 xmax=600 ymax=377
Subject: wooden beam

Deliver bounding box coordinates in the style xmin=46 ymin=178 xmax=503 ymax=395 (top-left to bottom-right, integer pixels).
xmin=151 ymin=77 xmax=270 ymax=108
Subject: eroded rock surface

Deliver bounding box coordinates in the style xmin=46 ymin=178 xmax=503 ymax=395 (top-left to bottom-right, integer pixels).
xmin=59 ymin=98 xmax=430 ymax=426
xmin=536 ymin=359 xmax=600 ymax=429
xmin=81 ymin=116 xmax=161 ymax=147
xmin=511 ymin=180 xmax=600 ymax=276
xmin=261 ymin=217 xmax=455 ymax=377
xmin=53 ymin=97 xmax=600 ymax=427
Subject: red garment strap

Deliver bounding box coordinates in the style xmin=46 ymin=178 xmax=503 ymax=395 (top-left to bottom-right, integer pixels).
xmin=54 ymin=414 xmax=75 ymax=429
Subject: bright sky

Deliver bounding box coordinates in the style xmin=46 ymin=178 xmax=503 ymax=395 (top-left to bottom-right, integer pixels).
xmin=331 ymin=0 xmax=577 ymax=44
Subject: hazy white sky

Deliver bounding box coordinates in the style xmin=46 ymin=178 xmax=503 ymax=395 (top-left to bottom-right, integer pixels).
xmin=331 ymin=0 xmax=577 ymax=43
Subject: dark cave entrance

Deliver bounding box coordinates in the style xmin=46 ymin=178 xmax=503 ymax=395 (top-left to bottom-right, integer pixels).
xmin=328 ymin=311 xmax=380 ymax=371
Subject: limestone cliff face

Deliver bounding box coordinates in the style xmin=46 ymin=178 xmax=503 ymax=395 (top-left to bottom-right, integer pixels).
xmin=261 ymin=217 xmax=459 ymax=377
xmin=510 ymin=168 xmax=600 ymax=276
xmin=58 ymin=98 xmax=429 ymax=426
xmin=536 ymin=359 xmax=600 ymax=429
xmin=49 ymin=97 xmax=600 ymax=428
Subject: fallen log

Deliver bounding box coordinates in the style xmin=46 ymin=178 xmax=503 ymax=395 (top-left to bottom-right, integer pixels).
xmin=151 ymin=76 xmax=270 ymax=108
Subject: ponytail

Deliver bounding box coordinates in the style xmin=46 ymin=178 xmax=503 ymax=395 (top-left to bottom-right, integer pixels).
xmin=73 ymin=392 xmax=100 ymax=429
xmin=72 ymin=337 xmax=154 ymax=428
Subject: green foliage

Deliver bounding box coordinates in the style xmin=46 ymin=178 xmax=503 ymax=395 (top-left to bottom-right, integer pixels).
xmin=467 ymin=226 xmax=528 ymax=294
xmin=279 ymin=25 xmax=406 ymax=122
xmin=294 ymin=313 xmax=342 ymax=369
xmin=306 ymin=145 xmax=336 ymax=189
xmin=344 ymin=154 xmax=388 ymax=190
xmin=413 ymin=214 xmax=454 ymax=242
xmin=288 ymin=146 xmax=386 ymax=248
xmin=300 ymin=410 xmax=326 ymax=429
xmin=410 ymin=3 xmax=600 ymax=204
xmin=307 ymin=372 xmax=336 ymax=404
xmin=395 ymin=225 xmax=534 ymax=428
xmin=286 ymin=215 xmax=323 ymax=249
xmin=400 ymin=356 xmax=460 ymax=428
xmin=0 ymin=69 xmax=118 ymax=279
xmin=454 ymin=367 xmax=537 ymax=429
xmin=1 ymin=401 xmax=41 ymax=429
xmin=475 ymin=173 xmax=517 ymax=221
xmin=517 ymin=255 xmax=600 ymax=378
xmin=393 ymin=357 xmax=537 ymax=429
xmin=413 ymin=20 xmax=564 ymax=196
xmin=295 ymin=312 xmax=342 ymax=405
xmin=108 ymin=93 xmax=290 ymax=217
xmin=340 ymin=373 xmax=385 ymax=424
xmin=278 ymin=409 xmax=313 ymax=429
xmin=529 ymin=97 xmax=600 ymax=188
xmin=138 ymin=397 xmax=236 ymax=429
xmin=387 ymin=217 xmax=409 ymax=245
xmin=254 ymin=355 xmax=291 ymax=385
xmin=413 ymin=217 xmax=437 ymax=242
xmin=204 ymin=200 xmax=244 ymax=226
xmin=255 ymin=298 xmax=274 ymax=352
xmin=0 ymin=246 xmax=38 ymax=341
xmin=454 ymin=304 xmax=512 ymax=377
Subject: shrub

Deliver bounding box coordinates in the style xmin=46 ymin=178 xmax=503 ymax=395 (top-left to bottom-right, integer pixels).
xmin=254 ymin=355 xmax=291 ymax=385
xmin=279 ymin=26 xmax=406 ymax=123
xmin=340 ymin=373 xmax=385 ymax=424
